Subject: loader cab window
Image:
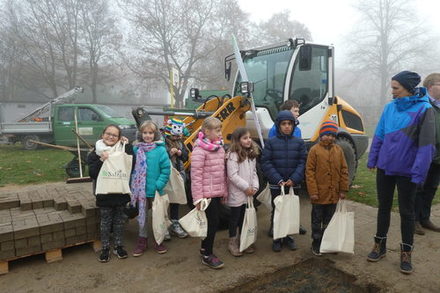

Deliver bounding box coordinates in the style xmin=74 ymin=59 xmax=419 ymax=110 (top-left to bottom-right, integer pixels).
xmin=289 ymin=46 xmax=329 ymax=114
xmin=58 ymin=107 xmax=74 ymax=122
xmin=235 ymin=47 xmax=294 ymax=118
xmin=79 ymin=107 xmax=101 ymax=122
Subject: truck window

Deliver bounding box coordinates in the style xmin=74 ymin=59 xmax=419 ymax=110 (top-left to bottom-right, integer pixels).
xmin=58 ymin=107 xmax=74 ymax=122
xmin=289 ymin=46 xmax=329 ymax=114
xmin=79 ymin=108 xmax=101 ymax=121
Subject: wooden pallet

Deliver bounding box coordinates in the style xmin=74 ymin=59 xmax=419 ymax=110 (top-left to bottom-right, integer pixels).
xmin=0 ymin=240 xmax=101 ymax=275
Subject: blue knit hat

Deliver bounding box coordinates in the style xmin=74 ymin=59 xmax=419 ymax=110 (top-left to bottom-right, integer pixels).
xmin=392 ymin=71 xmax=421 ymax=94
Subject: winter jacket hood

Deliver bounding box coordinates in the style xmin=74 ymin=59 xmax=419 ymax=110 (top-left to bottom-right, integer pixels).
xmin=275 ymin=110 xmax=297 ymax=137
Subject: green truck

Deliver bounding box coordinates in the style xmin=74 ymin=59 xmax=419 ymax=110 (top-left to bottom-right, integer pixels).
xmin=0 ymin=87 xmax=137 ymax=150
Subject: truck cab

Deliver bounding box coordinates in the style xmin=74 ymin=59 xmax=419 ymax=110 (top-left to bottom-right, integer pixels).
xmin=52 ymin=104 xmax=136 ymax=146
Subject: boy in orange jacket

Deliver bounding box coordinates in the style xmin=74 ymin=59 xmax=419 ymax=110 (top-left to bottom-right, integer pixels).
xmin=305 ymin=121 xmax=349 ymax=255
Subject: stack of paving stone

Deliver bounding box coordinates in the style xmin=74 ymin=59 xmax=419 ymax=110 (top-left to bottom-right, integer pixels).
xmin=0 ymin=184 xmax=99 ymax=264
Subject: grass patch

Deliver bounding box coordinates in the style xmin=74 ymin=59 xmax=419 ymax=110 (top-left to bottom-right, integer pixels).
xmin=0 ymin=144 xmax=77 ymax=186
xmin=347 ymin=155 xmax=440 ymax=209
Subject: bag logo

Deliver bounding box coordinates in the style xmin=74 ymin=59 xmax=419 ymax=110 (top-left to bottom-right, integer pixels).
xmin=101 ymin=169 xmax=129 ymax=179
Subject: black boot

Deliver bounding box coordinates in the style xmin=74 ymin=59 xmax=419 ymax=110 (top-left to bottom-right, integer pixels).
xmin=400 ymin=243 xmax=413 ymax=274
xmin=367 ymin=235 xmax=386 ymax=262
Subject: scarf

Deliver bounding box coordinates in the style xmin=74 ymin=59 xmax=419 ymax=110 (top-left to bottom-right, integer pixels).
xmin=130 ymin=142 xmax=157 ymax=228
xmin=195 ymin=131 xmax=223 ymax=151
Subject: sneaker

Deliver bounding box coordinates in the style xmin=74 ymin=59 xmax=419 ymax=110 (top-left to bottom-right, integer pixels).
xmin=311 ymin=242 xmax=322 ymax=256
xmin=164 ymin=229 xmax=171 ymax=241
xmin=113 ymin=246 xmax=128 ymax=259
xmin=201 ymin=254 xmax=224 ymax=269
xmin=98 ymin=248 xmax=110 ymax=263
xmin=272 ymin=240 xmax=282 ymax=252
xmin=284 ymin=236 xmax=297 ymax=250
xmin=170 ymin=220 xmax=188 ymax=238
xmin=299 ymin=226 xmax=307 ymax=235
xmin=154 ymin=241 xmax=168 ymax=254
xmin=132 ymin=237 xmax=147 ymax=257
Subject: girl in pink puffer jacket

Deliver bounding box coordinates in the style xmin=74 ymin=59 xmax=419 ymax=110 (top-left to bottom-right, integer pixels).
xmin=191 ymin=117 xmax=227 ymax=269
xmin=226 ymin=127 xmax=259 ymax=257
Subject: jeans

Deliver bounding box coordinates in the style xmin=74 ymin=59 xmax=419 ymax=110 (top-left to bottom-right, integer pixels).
xmin=201 ymin=197 xmax=221 ymax=255
xmin=311 ymin=203 xmax=336 ymax=243
xmin=415 ymin=163 xmax=440 ymax=223
xmin=170 ymin=203 xmax=179 ymax=220
xmin=229 ymin=204 xmax=246 ymax=237
xmin=376 ymin=168 xmax=417 ymax=246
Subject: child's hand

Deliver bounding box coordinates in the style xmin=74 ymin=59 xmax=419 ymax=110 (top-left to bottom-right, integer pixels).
xmin=285 ymin=179 xmax=294 ymax=187
xmin=120 ymin=136 xmax=129 ymax=143
xmin=245 ymin=187 xmax=254 ymax=196
xmin=339 ymin=192 xmax=346 ymax=199
xmin=310 ymin=194 xmax=319 ymax=201
xmin=195 ymin=202 xmax=201 ymax=210
xmin=170 ymin=148 xmax=178 ymax=155
xmin=176 ymin=150 xmax=182 ymax=156
xmin=101 ymin=151 xmax=109 ymax=161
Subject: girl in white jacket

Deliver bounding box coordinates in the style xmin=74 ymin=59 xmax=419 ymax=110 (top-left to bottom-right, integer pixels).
xmin=226 ymin=127 xmax=260 ymax=256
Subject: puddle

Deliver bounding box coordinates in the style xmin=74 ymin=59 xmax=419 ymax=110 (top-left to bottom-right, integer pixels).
xmin=222 ymin=258 xmax=382 ymax=293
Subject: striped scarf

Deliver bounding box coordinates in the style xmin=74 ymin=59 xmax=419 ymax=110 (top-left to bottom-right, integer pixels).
xmin=195 ymin=131 xmax=223 ymax=151
xmin=130 ymin=142 xmax=156 ymax=228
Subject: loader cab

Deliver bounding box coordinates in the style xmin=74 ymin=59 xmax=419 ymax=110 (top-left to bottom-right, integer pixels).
xmin=231 ymin=40 xmax=334 ymax=140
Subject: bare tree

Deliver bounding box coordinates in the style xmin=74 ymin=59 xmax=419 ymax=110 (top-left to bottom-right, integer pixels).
xmin=120 ymin=0 xmax=232 ymax=108
xmin=252 ymin=11 xmax=312 ymax=45
xmin=346 ymin=0 xmax=432 ymax=105
xmin=79 ymin=0 xmax=120 ymax=103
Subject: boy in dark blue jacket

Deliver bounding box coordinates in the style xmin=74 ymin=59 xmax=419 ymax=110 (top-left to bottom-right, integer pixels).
xmin=261 ymin=110 xmax=307 ymax=252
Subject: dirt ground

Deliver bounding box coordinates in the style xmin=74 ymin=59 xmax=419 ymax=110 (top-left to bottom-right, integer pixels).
xmin=1 ymin=182 xmax=440 ymax=293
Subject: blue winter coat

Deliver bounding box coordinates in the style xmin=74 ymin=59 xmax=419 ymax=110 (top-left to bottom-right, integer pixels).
xmin=261 ymin=110 xmax=307 ymax=186
xmin=367 ymin=87 xmax=435 ymax=184
xmin=133 ymin=141 xmax=171 ymax=197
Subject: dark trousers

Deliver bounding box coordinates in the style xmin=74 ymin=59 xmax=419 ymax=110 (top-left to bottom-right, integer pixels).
xmin=415 ymin=163 xmax=440 ymax=223
xmin=311 ymin=203 xmax=336 ymax=243
xmin=201 ymin=197 xmax=221 ymax=255
xmin=100 ymin=206 xmax=127 ymax=249
xmin=229 ymin=204 xmax=246 ymax=237
xmin=376 ymin=168 xmax=417 ymax=246
xmin=170 ymin=203 xmax=179 ymax=220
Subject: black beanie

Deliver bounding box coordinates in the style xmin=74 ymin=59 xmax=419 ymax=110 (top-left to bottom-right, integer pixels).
xmin=391 ymin=71 xmax=421 ymax=94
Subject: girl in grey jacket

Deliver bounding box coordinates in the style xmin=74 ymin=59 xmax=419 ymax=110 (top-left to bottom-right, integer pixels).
xmin=226 ymin=128 xmax=259 ymax=256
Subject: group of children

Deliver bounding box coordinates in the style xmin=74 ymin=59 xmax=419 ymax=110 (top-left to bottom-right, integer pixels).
xmin=88 ymin=101 xmax=349 ymax=269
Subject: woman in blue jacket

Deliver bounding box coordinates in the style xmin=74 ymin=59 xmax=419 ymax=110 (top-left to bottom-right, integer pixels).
xmin=367 ymin=71 xmax=436 ymax=274
xmin=261 ymin=110 xmax=307 ymax=252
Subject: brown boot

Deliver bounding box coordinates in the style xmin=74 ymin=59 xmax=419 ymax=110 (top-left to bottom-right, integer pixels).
xmin=228 ymin=237 xmax=243 ymax=257
xmin=414 ymin=221 xmax=425 ymax=235
xmin=420 ymin=220 xmax=440 ymax=232
xmin=244 ymin=244 xmax=256 ymax=254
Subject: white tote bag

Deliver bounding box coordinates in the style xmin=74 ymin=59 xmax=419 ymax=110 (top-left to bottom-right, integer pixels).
xmin=273 ymin=186 xmax=300 ymax=240
xmin=239 ymin=197 xmax=258 ymax=252
xmin=152 ymin=192 xmax=172 ymax=245
xmin=256 ymin=183 xmax=272 ymax=211
xmin=179 ymin=198 xmax=210 ymax=239
xmin=320 ymin=200 xmax=355 ymax=254
xmin=95 ymin=142 xmax=132 ymax=195
xmin=164 ymin=167 xmax=187 ymax=204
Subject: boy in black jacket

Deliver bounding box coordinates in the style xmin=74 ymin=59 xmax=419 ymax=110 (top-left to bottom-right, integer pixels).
xmin=261 ymin=110 xmax=307 ymax=252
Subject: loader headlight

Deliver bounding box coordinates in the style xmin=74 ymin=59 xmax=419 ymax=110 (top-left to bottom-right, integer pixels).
xmin=240 ymin=81 xmax=254 ymax=96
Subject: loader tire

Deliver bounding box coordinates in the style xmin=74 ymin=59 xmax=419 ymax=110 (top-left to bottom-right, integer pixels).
xmin=336 ymin=136 xmax=357 ymax=185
